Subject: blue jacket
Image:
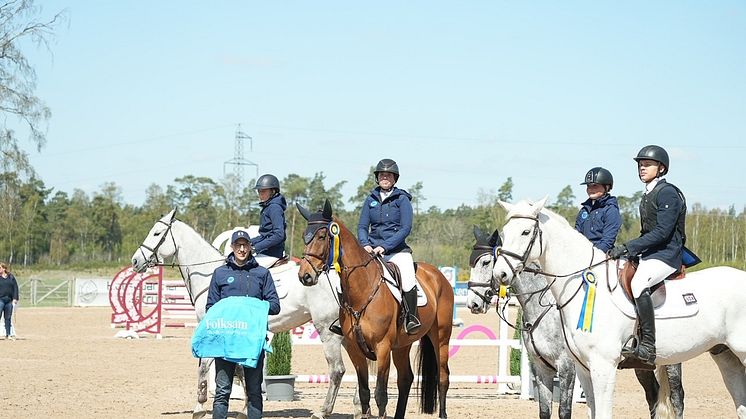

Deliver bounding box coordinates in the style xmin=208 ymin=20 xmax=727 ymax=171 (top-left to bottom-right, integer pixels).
xmin=192 ymin=296 xmax=270 ymax=368
xmin=357 ymin=186 xmax=413 ymax=254
xmin=0 ymin=273 xmax=19 ymax=301
xmin=575 ymin=194 xmax=622 ymax=253
xmin=206 ymin=253 xmax=281 ymax=315
xmin=250 ymin=193 xmax=287 ymax=258
xmin=625 ymin=180 xmax=686 ymax=269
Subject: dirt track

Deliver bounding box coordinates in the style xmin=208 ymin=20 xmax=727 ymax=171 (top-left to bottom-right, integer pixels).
xmin=0 ymin=306 xmax=734 ymax=418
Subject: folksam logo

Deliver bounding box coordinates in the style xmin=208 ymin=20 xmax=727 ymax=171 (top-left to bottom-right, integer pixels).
xmin=206 ymin=318 xmax=249 ymax=330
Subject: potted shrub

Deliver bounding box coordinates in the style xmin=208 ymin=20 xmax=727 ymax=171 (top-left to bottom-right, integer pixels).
xmin=264 ymin=331 xmax=296 ymax=401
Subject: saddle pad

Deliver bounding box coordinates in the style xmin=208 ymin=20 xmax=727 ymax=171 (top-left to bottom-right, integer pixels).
xmin=379 ymin=260 xmax=427 ymax=307
xmin=268 ymin=264 xmax=297 ymax=300
xmin=609 ymin=275 xmax=698 ymax=319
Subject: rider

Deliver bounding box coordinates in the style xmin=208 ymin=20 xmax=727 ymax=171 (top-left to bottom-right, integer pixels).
xmin=575 ymin=167 xmax=622 ymax=253
xmin=608 ymin=145 xmax=687 ymax=369
xmin=250 ymin=174 xmax=287 ymax=269
xmin=358 ymin=158 xmax=421 ymax=335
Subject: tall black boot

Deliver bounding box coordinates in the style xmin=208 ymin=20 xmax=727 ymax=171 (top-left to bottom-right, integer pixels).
xmin=622 ymin=289 xmax=656 ymax=369
xmin=403 ymin=288 xmax=421 ymax=335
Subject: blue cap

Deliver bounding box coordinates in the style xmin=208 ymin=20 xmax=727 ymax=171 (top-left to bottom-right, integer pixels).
xmin=231 ymin=230 xmax=250 ymax=244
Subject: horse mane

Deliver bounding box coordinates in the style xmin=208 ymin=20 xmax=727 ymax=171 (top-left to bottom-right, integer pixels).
xmin=173 ymin=218 xmax=224 ymax=257
xmin=507 ymin=200 xmax=597 ymax=250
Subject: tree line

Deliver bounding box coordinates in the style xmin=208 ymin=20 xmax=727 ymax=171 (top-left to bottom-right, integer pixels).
xmin=1 ymin=169 xmax=744 ymax=273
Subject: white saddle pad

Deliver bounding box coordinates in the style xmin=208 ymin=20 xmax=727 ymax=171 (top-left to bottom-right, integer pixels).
xmin=609 ymin=275 xmax=699 ymax=319
xmin=379 ymin=260 xmax=427 ymax=307
xmin=268 ymin=263 xmax=298 ymax=300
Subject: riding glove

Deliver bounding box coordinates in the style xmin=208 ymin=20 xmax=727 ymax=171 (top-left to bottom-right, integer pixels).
xmin=608 ymin=245 xmax=628 ymax=259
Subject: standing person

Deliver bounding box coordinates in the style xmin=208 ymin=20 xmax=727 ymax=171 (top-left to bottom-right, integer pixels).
xmin=0 ymin=262 xmax=19 ymax=340
xmin=575 ymin=167 xmax=622 ymax=253
xmin=357 ymin=158 xmax=421 ymax=335
xmin=250 ymin=174 xmax=287 ymax=269
xmin=608 ymin=145 xmax=686 ymax=369
xmin=206 ymin=230 xmax=281 ymax=419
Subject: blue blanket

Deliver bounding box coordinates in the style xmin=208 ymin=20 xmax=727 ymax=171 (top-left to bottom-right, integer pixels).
xmin=191 ymin=296 xmax=271 ymax=368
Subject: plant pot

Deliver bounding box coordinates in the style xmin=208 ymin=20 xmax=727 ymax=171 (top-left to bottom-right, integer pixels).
xmin=264 ymin=374 xmax=296 ymax=401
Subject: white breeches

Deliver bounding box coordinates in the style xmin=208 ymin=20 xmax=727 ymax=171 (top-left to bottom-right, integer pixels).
xmin=631 ymin=258 xmax=677 ymax=298
xmin=384 ymin=252 xmax=416 ymax=292
xmin=254 ymin=254 xmax=279 ymax=269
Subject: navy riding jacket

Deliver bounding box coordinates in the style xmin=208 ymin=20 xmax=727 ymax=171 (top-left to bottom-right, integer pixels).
xmin=357 ymin=186 xmax=413 ymax=254
xmin=206 ymin=253 xmax=281 ymax=315
xmin=574 ymin=194 xmax=622 ymax=253
xmin=625 ymin=179 xmax=686 ymax=269
xmin=250 ymin=193 xmax=287 ymax=258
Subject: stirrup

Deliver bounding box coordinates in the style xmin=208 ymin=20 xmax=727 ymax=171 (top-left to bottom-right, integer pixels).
xmin=405 ymin=317 xmax=421 ymax=335
xmin=329 ymin=319 xmax=343 ymax=336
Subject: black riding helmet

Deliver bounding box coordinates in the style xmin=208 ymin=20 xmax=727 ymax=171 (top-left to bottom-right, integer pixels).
xmin=634 ymin=145 xmax=670 ymax=175
xmin=254 ymin=174 xmax=280 ymax=192
xmin=581 ymin=167 xmax=614 ymax=191
xmin=374 ymin=158 xmax=400 ymax=182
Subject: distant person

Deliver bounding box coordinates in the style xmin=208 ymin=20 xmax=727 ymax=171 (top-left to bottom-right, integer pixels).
xmin=0 ymin=262 xmax=19 ymax=340
xmin=357 ymin=158 xmax=420 ymax=335
xmin=206 ymin=230 xmax=281 ymax=419
xmin=575 ymin=167 xmax=622 ymax=253
xmin=608 ymin=145 xmax=687 ymax=369
xmin=251 ymin=174 xmax=288 ymax=269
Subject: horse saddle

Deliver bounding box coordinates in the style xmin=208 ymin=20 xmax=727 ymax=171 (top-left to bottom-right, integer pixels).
xmin=612 ymin=259 xmax=698 ymax=319
xmin=379 ymin=260 xmax=427 ymax=307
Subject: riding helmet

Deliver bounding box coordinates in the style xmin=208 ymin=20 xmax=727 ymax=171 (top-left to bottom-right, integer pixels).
xmin=634 ymin=145 xmax=670 ymax=174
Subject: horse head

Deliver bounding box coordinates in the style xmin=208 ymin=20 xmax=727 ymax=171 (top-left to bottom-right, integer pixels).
xmin=296 ymin=200 xmax=334 ymax=286
xmin=491 ymin=197 xmax=548 ymax=287
xmin=131 ymin=208 xmax=178 ymax=272
xmin=466 ymin=226 xmax=502 ymax=314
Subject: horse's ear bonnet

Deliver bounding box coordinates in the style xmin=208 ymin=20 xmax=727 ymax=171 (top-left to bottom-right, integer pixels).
xmin=301 ymin=201 xmax=334 ymax=245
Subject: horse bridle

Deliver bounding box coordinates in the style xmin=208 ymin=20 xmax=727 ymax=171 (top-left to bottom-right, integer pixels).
xmin=466 ymin=243 xmax=499 ymax=305
xmin=136 ymin=218 xmax=178 ymax=268
xmin=494 ymin=215 xmax=544 ymax=279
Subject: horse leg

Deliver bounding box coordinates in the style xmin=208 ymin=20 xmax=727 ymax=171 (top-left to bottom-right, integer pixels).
xmin=709 ymin=347 xmax=746 ymax=417
xmin=373 ymin=349 xmax=393 ymax=419
xmin=391 ymin=346 xmax=414 ymax=419
xmin=193 ymin=358 xmax=212 ymax=419
xmin=311 ymin=331 xmax=347 ymax=419
xmin=667 ymin=364 xmax=685 ymax=419
xmin=347 ymin=346 xmax=372 ymax=419
xmin=555 ymin=357 xmax=576 ymax=419
xmin=575 ymin=366 xmax=595 ymax=419
xmin=434 ymin=305 xmax=452 ymax=418
xmin=588 ymin=361 xmax=618 ymax=419
xmin=531 ymin=362 xmax=555 ymax=419
xmin=634 ymin=369 xmax=660 ymax=418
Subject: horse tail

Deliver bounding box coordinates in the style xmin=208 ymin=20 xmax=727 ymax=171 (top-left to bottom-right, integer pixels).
xmin=654 ymin=365 xmax=675 ymax=419
xmin=417 ymin=335 xmax=438 ymax=414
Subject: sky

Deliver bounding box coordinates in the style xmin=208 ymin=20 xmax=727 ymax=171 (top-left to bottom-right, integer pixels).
xmin=16 ymin=1 xmax=746 ymax=212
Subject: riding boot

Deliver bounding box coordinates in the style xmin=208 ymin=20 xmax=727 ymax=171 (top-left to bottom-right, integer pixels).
xmin=403 ymin=288 xmax=421 ymax=335
xmin=329 ymin=318 xmax=343 ymax=336
xmin=622 ymin=289 xmax=656 ymax=369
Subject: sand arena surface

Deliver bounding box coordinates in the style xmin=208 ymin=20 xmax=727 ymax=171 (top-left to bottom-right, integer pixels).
xmin=0 ymin=306 xmax=734 ymax=418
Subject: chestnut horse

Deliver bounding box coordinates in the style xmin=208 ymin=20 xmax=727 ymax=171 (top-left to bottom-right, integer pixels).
xmin=297 ymin=201 xmax=453 ymax=419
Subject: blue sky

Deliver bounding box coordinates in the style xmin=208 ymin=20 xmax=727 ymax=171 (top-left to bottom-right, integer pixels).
xmin=18 ymin=1 xmax=746 ymax=211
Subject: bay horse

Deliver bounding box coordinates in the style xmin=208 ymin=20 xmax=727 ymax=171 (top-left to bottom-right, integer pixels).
xmin=492 ymin=198 xmax=746 ymax=419
xmin=131 ymin=209 xmax=360 ymax=419
xmin=297 ymin=200 xmax=453 ymax=419
xmin=466 ymin=226 xmax=684 ymax=418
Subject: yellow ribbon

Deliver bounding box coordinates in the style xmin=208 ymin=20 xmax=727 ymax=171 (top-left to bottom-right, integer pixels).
xmin=329 ymin=222 xmax=341 ymax=273
xmin=577 ymin=270 xmax=597 ymax=332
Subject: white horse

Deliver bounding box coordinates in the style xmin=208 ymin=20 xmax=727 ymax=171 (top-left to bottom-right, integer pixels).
xmin=491 ymin=198 xmax=746 ymax=419
xmin=131 ymin=209 xmax=360 ymax=419
xmin=467 ymin=226 xmax=684 ymax=419
xmin=467 ymin=226 xmax=577 ymax=419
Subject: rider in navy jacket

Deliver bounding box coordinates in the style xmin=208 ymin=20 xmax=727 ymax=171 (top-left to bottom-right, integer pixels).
xmin=250 ymin=174 xmax=287 ymax=260
xmin=575 ymin=194 xmax=622 ymax=253
xmin=206 ymin=253 xmax=280 ymax=315
xmin=357 ymin=186 xmax=413 ymax=254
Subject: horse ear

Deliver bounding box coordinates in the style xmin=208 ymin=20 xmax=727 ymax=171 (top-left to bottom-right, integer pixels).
xmin=323 ymin=199 xmax=333 ymax=220
xmin=171 ymin=207 xmax=178 ymax=219
xmin=498 ymin=201 xmax=514 ymax=212
xmin=473 ymin=225 xmax=483 ymax=241
xmin=489 ymin=229 xmax=503 ymax=247
xmin=296 ymin=202 xmax=311 ymax=221
xmin=532 ymin=196 xmax=548 ymax=216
